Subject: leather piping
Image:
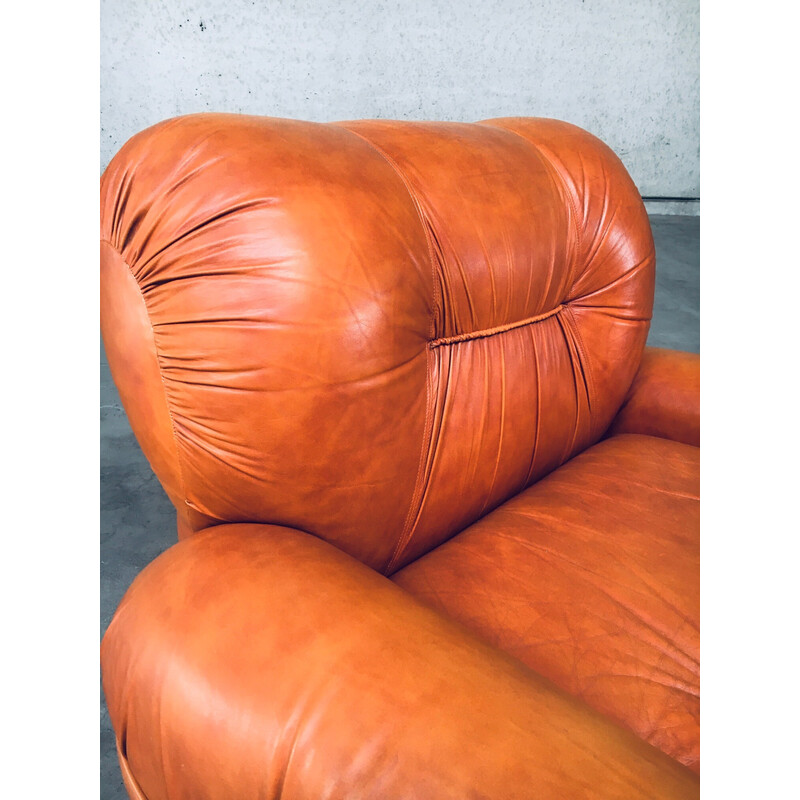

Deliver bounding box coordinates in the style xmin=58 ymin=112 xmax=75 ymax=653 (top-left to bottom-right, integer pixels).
xmin=116 ymin=738 xmax=150 ymax=800
xmin=428 ymin=305 xmax=564 ymax=348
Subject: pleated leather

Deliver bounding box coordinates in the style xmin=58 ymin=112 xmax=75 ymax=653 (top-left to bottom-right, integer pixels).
xmin=101 ymin=114 xmax=434 ymax=569
xmin=100 ymin=113 xmax=655 ymax=572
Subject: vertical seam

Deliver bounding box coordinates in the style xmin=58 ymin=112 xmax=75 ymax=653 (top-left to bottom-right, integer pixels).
xmin=563 ymin=304 xmax=597 ymax=412
xmin=335 ymin=126 xmax=441 ymax=335
xmin=332 ymin=125 xmax=440 ymax=573
xmin=554 ymin=311 xmax=584 ymax=463
xmin=524 ymin=323 xmax=543 ymax=486
xmin=388 ymin=347 xmax=438 ymax=572
xmin=478 ymin=338 xmax=505 ymax=517
xmin=478 ymin=121 xmax=598 ymax=427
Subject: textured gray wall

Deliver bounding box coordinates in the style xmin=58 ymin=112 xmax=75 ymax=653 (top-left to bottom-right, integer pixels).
xmin=101 ymin=0 xmax=698 ymax=208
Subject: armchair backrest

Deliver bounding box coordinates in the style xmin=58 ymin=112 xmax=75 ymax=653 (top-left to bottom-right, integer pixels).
xmin=100 ymin=114 xmax=654 ymax=573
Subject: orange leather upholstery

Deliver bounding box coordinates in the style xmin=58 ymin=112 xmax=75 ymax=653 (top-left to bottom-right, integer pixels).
xmin=393 ymin=433 xmax=700 ymax=772
xmin=100 ymin=113 xmax=654 ymax=572
xmin=608 ymin=347 xmax=700 ymax=446
xmin=101 ymin=113 xmax=699 ymax=797
xmin=102 ymin=525 xmax=697 ymax=800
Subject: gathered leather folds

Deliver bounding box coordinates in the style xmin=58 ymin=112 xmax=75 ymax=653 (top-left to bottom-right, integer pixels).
xmin=101 ymin=114 xmax=699 ymax=798
xmin=100 ymin=113 xmax=655 ymax=572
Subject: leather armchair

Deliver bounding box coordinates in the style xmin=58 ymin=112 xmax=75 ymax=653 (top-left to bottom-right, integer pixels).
xmin=100 ymin=114 xmax=699 ymax=799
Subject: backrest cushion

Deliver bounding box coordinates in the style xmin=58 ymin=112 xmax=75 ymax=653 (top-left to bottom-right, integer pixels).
xmin=100 ymin=114 xmax=654 ymax=573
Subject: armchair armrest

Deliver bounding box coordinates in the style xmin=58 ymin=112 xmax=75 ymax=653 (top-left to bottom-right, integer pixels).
xmin=102 ymin=523 xmax=698 ymax=799
xmin=608 ymin=347 xmax=700 ymax=446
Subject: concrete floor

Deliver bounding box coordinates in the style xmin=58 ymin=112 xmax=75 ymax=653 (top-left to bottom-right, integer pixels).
xmin=99 ymin=214 xmax=699 ymax=799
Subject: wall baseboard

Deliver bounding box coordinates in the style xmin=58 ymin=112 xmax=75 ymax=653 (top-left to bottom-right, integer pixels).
xmin=643 ymin=198 xmax=700 ymax=216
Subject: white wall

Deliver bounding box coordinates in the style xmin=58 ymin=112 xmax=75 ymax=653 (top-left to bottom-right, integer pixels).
xmin=101 ymin=0 xmax=699 ymax=212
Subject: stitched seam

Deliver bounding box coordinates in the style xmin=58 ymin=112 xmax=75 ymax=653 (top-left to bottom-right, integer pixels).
xmin=429 ymin=305 xmax=563 ymax=348
xmin=334 ymin=126 xmax=440 ymax=573
xmin=101 ymin=238 xmax=192 ymax=513
xmin=337 ymin=126 xmax=441 ymax=335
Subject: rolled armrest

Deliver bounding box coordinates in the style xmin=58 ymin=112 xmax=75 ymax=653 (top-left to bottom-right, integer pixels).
xmin=102 ymin=523 xmax=698 ymax=799
xmin=608 ymin=347 xmax=699 ymax=446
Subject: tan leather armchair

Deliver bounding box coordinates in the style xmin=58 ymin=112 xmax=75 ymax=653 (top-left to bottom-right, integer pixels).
xmin=100 ymin=113 xmax=699 ymax=799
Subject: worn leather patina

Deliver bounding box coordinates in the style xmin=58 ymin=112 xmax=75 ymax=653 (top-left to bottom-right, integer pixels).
xmin=101 ymin=114 xmax=700 ymax=798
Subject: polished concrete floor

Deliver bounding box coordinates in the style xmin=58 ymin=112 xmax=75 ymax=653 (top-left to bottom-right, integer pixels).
xmin=99 ymin=213 xmax=699 ymax=799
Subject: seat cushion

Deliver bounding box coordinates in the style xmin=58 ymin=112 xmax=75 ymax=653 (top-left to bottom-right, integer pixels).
xmin=392 ymin=433 xmax=699 ymax=772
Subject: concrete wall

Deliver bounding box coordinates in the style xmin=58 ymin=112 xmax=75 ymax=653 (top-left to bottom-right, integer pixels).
xmin=101 ymin=0 xmax=699 ymax=212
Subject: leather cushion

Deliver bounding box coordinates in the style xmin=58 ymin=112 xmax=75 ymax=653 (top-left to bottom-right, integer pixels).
xmin=393 ymin=433 xmax=699 ymax=772
xmin=102 ymin=524 xmax=698 ymax=799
